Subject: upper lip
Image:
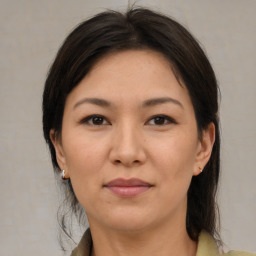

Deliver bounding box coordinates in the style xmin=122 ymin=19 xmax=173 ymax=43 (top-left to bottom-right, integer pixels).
xmin=104 ymin=178 xmax=152 ymax=187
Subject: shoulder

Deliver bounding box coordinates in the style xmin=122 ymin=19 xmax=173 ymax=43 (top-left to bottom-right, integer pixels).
xmin=70 ymin=229 xmax=92 ymax=256
xmin=223 ymin=251 xmax=256 ymax=256
xmin=197 ymin=230 xmax=256 ymax=256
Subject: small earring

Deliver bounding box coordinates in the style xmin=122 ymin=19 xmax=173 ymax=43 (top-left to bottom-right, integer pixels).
xmin=199 ymin=167 xmax=203 ymax=173
xmin=61 ymin=170 xmax=68 ymax=180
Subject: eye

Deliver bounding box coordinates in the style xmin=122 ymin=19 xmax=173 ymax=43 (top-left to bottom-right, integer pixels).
xmin=80 ymin=115 xmax=110 ymax=126
xmin=147 ymin=115 xmax=176 ymax=126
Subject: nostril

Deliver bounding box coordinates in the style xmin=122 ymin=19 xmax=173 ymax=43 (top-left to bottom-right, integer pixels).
xmin=113 ymin=159 xmax=141 ymax=165
xmin=114 ymin=160 xmax=140 ymax=165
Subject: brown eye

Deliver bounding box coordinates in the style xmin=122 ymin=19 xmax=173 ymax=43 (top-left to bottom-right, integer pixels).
xmin=92 ymin=116 xmax=105 ymax=125
xmin=153 ymin=116 xmax=167 ymax=125
xmin=147 ymin=115 xmax=176 ymax=126
xmin=81 ymin=115 xmax=109 ymax=126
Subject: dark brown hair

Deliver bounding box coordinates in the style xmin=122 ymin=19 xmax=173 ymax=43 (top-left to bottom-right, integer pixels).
xmin=43 ymin=7 xmax=220 ymax=244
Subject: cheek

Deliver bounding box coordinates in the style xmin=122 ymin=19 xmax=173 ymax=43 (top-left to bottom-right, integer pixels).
xmin=63 ymin=140 xmax=107 ymax=210
xmin=62 ymin=134 xmax=108 ymax=197
xmin=151 ymin=132 xmax=198 ymax=171
xmin=148 ymin=131 xmax=198 ymax=196
xmin=63 ymin=129 xmax=107 ymax=170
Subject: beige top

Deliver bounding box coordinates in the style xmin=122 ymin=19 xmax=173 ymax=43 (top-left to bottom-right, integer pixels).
xmin=71 ymin=229 xmax=255 ymax=256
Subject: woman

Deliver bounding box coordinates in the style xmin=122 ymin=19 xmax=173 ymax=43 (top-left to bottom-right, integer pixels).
xmin=42 ymin=8 xmax=254 ymax=256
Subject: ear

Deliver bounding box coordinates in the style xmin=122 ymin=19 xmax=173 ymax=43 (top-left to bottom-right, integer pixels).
xmin=50 ymin=129 xmax=70 ymax=178
xmin=193 ymin=122 xmax=215 ymax=176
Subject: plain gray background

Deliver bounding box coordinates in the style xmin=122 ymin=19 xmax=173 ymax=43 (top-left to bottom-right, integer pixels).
xmin=0 ymin=0 xmax=255 ymax=255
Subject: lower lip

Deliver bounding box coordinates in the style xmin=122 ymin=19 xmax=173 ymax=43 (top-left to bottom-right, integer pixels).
xmin=106 ymin=186 xmax=151 ymax=198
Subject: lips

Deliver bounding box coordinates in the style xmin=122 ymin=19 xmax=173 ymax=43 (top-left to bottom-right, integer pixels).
xmin=104 ymin=178 xmax=153 ymax=198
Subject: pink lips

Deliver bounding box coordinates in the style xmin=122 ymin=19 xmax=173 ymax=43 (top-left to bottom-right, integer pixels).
xmin=104 ymin=178 xmax=152 ymax=198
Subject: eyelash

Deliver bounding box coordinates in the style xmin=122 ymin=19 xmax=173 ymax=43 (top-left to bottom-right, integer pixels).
xmin=80 ymin=115 xmax=109 ymax=126
xmin=80 ymin=114 xmax=177 ymax=126
xmin=147 ymin=115 xmax=177 ymax=126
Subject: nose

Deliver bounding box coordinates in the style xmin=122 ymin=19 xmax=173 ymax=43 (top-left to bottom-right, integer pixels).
xmin=109 ymin=123 xmax=147 ymax=167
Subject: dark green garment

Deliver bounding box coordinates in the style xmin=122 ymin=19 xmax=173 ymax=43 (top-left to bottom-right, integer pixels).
xmin=71 ymin=229 xmax=255 ymax=256
xmin=71 ymin=229 xmax=92 ymax=256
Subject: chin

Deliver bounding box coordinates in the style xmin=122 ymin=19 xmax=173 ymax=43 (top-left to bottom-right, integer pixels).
xmin=100 ymin=207 xmax=158 ymax=233
xmin=108 ymin=220 xmax=153 ymax=233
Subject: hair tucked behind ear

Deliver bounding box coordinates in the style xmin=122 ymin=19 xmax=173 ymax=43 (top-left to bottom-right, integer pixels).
xmin=43 ymin=7 xmax=221 ymax=247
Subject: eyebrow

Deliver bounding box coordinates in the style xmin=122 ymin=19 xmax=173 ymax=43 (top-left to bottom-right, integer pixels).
xmin=73 ymin=97 xmax=183 ymax=109
xmin=73 ymin=98 xmax=112 ymax=109
xmin=142 ymin=97 xmax=183 ymax=109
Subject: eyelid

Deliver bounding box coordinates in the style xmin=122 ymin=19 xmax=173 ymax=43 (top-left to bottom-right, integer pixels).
xmin=146 ymin=114 xmax=177 ymax=125
xmin=80 ymin=114 xmax=110 ymax=125
xmin=79 ymin=114 xmax=177 ymax=126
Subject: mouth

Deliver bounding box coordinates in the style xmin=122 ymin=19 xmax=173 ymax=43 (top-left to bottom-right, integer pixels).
xmin=103 ymin=178 xmax=153 ymax=198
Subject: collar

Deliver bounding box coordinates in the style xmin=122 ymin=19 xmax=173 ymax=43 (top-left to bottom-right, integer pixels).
xmin=71 ymin=229 xmax=220 ymax=256
xmin=196 ymin=230 xmax=220 ymax=256
xmin=71 ymin=229 xmax=92 ymax=256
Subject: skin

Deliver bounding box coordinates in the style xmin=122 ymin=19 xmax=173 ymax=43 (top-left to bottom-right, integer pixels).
xmin=51 ymin=49 xmax=215 ymax=256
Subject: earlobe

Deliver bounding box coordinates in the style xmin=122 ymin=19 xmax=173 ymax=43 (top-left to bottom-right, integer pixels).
xmin=193 ymin=122 xmax=215 ymax=176
xmin=50 ymin=129 xmax=67 ymax=172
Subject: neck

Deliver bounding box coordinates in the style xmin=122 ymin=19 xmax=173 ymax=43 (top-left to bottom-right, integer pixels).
xmin=89 ymin=219 xmax=197 ymax=256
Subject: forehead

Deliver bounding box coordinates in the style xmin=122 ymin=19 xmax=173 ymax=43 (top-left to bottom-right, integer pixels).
xmin=65 ymin=49 xmax=191 ymax=108
xmin=90 ymin=49 xmax=175 ymax=83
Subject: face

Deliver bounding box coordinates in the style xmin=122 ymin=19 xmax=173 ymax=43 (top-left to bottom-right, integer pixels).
xmin=51 ymin=50 xmax=214 ymax=233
